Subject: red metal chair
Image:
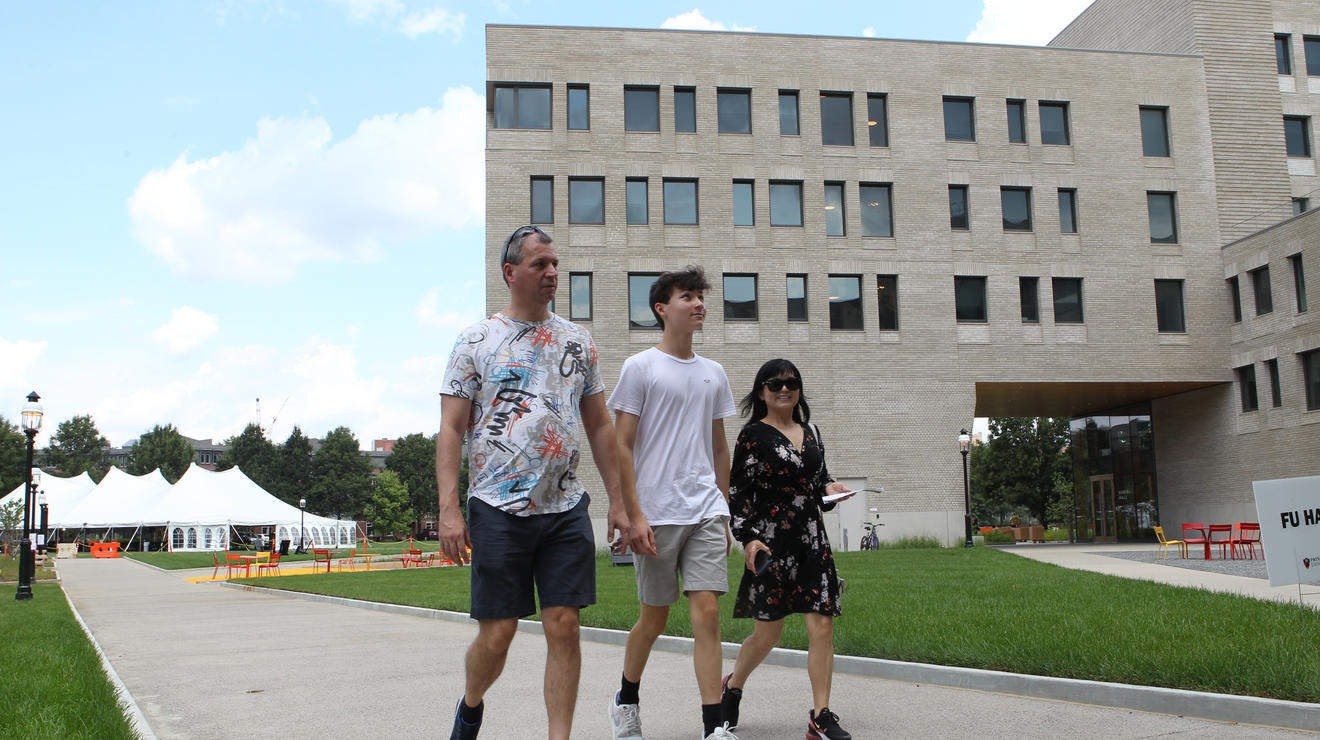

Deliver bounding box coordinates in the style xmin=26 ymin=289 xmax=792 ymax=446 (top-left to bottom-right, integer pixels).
xmin=1207 ymin=524 xmax=1234 ymax=559
xmin=225 ymin=553 xmax=248 ymax=578
xmin=1232 ymin=523 xmax=1263 ymax=560
xmin=257 ymin=552 xmax=282 ymax=576
xmin=312 ymin=549 xmax=332 ymax=573
xmin=1181 ymin=523 xmax=1209 ymax=559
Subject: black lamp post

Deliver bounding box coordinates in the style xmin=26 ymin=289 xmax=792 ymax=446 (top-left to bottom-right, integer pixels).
xmin=297 ymin=497 xmax=306 ymax=554
xmin=16 ymin=391 xmax=43 ymax=601
xmin=959 ymin=429 xmax=973 ymax=548
xmin=37 ymin=490 xmax=48 ymax=556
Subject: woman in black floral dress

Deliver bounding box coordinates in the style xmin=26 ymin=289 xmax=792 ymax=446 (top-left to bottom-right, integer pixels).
xmin=719 ymin=359 xmax=853 ymax=740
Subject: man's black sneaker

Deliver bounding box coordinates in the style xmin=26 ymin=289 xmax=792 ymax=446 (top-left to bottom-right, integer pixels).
xmin=806 ymin=707 xmax=850 ymax=740
xmin=719 ymin=672 xmax=742 ymax=729
xmin=450 ymin=699 xmax=481 ymax=740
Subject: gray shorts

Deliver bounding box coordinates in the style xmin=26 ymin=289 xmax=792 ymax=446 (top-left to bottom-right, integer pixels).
xmin=635 ymin=516 xmax=729 ymax=606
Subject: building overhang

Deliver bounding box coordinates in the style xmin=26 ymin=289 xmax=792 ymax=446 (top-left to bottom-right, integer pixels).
xmin=974 ymin=380 xmax=1227 ymax=418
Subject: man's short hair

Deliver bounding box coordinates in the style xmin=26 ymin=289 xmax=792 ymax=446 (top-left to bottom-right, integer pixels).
xmin=649 ymin=265 xmax=710 ymax=329
xmin=500 ymin=225 xmax=552 ymax=285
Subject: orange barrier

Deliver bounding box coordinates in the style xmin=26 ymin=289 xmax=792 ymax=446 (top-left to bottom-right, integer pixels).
xmin=90 ymin=541 xmax=121 ymax=559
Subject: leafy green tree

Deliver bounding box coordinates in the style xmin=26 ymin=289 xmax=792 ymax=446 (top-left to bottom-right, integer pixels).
xmin=217 ymin=424 xmax=279 ymax=491
xmin=974 ymin=417 xmax=1071 ymax=528
xmin=271 ymin=426 xmax=315 ymax=506
xmin=385 ymin=433 xmax=436 ymax=523
xmin=0 ymin=415 xmax=27 ymax=494
xmin=969 ymin=441 xmax=1010 ymax=526
xmin=126 ymin=424 xmax=195 ymax=483
xmin=309 ymin=426 xmax=372 ymax=519
xmin=45 ymin=415 xmax=111 ymax=481
xmin=0 ymin=498 xmax=24 ymax=548
xmin=363 ymin=470 xmax=411 ymax=538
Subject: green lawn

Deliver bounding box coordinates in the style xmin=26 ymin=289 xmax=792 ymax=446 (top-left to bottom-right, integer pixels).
xmin=246 ymin=548 xmax=1320 ymax=703
xmin=0 ymin=582 xmax=136 ymax=738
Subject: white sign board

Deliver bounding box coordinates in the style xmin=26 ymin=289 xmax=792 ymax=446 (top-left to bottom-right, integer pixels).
xmin=1252 ymin=475 xmax=1320 ymax=587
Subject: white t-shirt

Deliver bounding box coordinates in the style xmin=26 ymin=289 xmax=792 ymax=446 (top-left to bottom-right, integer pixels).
xmin=607 ymin=347 xmax=737 ymax=526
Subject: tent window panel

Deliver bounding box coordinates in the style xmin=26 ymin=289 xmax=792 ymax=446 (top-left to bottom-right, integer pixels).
xmin=204 ymin=529 xmax=213 ymax=548
xmin=187 ymin=528 xmax=198 ymax=548
xmin=172 ymin=528 xmax=184 ymax=549
xmin=341 ymin=528 xmax=350 ymax=544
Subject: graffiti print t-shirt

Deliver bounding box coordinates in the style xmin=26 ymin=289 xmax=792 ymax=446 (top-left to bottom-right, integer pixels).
xmin=442 ymin=313 xmax=604 ymax=516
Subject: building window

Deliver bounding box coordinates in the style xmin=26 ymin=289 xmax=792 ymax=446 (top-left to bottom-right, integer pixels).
xmin=787 ymin=274 xmax=808 ymax=321
xmin=820 ymin=92 xmax=854 ymax=146
xmin=824 ymin=182 xmax=845 ymax=236
xmin=1228 ymin=276 xmax=1242 ymax=323
xmin=530 ymin=176 xmax=553 ymax=223
xmin=717 ymin=88 xmax=751 ymax=134
xmin=1266 ymin=358 xmax=1283 ymax=408
xmin=733 ymin=180 xmax=754 ymax=226
xmin=876 ymin=275 xmax=898 ymax=330
xmin=1020 ymin=276 xmax=1040 ymax=323
xmin=1250 ymin=265 xmax=1273 ymax=315
xmin=663 ymin=179 xmax=698 ymax=225
xmin=626 ymin=178 xmax=648 ymax=225
xmin=1147 ymin=191 xmax=1178 ymax=243
xmin=1290 ymin=253 xmax=1308 ymax=313
xmin=567 ymin=84 xmax=589 ymax=130
xmin=769 ymin=181 xmax=803 ymax=227
xmin=494 ymin=84 xmax=551 ymax=129
xmin=1285 ymin=116 xmax=1311 ymax=157
xmin=1001 ymin=187 xmax=1032 ymax=231
xmin=624 ymin=86 xmax=660 ymax=132
xmin=1140 ymin=106 xmax=1170 ymax=157
xmin=949 ymin=185 xmax=969 ymax=230
xmin=1007 ymin=99 xmax=1026 ymax=143
xmin=1052 ymin=277 xmax=1084 ymax=323
xmin=568 ymin=177 xmax=604 ymax=224
xmin=1058 ymin=188 xmax=1078 ymax=233
xmin=569 ymin=273 xmax=592 ymax=321
xmin=674 ymin=86 xmax=696 ymax=133
xmin=1237 ymin=364 xmax=1258 ymax=412
xmin=828 ymin=275 xmax=863 ymax=330
xmin=1039 ymin=102 xmax=1070 ymax=145
xmin=860 ymin=183 xmax=894 ymax=237
xmin=723 ymin=274 xmax=758 ymax=320
xmin=779 ymin=90 xmax=800 ymax=136
xmin=1293 ymin=197 xmax=1310 ymax=216
xmin=1154 ymin=279 xmax=1186 ymax=332
xmin=867 ymin=93 xmax=889 ymax=147
xmin=944 ymin=96 xmax=975 ymax=141
xmin=1302 ymin=350 xmax=1320 ymax=410
xmin=628 ymin=273 xmax=660 ymax=329
xmin=1305 ymin=36 xmax=1320 ymax=76
xmin=954 ymin=276 xmax=988 ymax=323
xmin=1277 ymin=34 xmax=1293 ymax=75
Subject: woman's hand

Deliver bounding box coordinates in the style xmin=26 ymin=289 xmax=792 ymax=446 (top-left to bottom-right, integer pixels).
xmin=744 ymin=539 xmax=770 ymax=572
xmin=825 ymin=481 xmax=850 ymax=495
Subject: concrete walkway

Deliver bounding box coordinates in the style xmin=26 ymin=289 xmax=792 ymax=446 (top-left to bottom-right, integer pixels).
xmin=57 ymin=552 xmax=1318 ymax=739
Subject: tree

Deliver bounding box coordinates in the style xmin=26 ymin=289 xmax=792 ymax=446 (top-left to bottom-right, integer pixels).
xmin=972 ymin=417 xmax=1071 ymax=528
xmin=385 ymin=433 xmax=436 ymax=523
xmin=45 ymin=415 xmax=111 ymax=481
xmin=969 ymin=441 xmax=1011 ymax=526
xmin=363 ymin=470 xmax=412 ymax=538
xmin=309 ymin=426 xmax=372 ymax=519
xmin=126 ymin=424 xmax=195 ymax=483
xmin=271 ymin=426 xmax=315 ymax=506
xmin=217 ymin=424 xmax=279 ymax=491
xmin=0 ymin=415 xmax=26 ymax=494
xmin=0 ymin=498 xmax=24 ymax=549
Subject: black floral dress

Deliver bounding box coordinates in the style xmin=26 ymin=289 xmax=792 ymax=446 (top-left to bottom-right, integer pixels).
xmin=730 ymin=421 xmax=842 ymax=620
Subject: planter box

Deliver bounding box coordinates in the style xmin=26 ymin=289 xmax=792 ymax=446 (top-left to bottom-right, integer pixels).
xmin=1013 ymin=527 xmax=1029 ymax=541
xmin=1029 ymin=525 xmax=1045 ymax=542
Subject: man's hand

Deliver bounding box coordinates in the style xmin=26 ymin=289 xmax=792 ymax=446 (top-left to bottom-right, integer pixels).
xmin=438 ymin=506 xmax=471 ymax=566
xmin=606 ymin=502 xmax=632 ymax=553
xmin=725 ymin=524 xmax=733 ymax=556
xmin=629 ymin=517 xmax=658 ymax=557
xmin=743 ymin=539 xmax=770 ymax=572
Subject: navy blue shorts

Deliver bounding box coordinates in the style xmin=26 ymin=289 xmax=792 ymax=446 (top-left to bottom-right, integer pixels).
xmin=468 ymin=494 xmax=596 ymax=620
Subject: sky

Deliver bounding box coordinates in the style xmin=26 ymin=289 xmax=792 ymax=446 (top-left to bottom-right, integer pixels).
xmin=0 ymin=0 xmax=1092 ymax=450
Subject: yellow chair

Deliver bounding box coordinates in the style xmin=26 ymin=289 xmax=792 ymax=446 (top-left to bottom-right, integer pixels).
xmin=1154 ymin=526 xmax=1185 ymax=560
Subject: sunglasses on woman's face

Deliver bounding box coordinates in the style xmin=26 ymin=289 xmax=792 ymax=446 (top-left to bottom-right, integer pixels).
xmin=764 ymin=377 xmax=801 ymax=392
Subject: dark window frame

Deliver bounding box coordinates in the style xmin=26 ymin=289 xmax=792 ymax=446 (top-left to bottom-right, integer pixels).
xmin=1147 ymin=191 xmax=1179 ymax=244
xmin=1020 ymin=276 xmax=1040 ymax=323
xmin=943 ymin=96 xmax=975 ymax=142
xmin=1228 ymin=276 xmax=1243 ymax=323
xmin=493 ymin=83 xmax=552 ymax=130
xmin=1154 ymin=279 xmax=1186 ymax=333
xmin=1285 ymin=116 xmax=1311 ymax=157
xmin=1052 ymin=277 xmax=1085 ymax=324
xmin=624 ymin=85 xmax=660 ymax=132
xmin=627 ymin=272 xmax=662 ymax=330
xmin=1277 ymin=33 xmax=1293 ymax=75
xmin=949 ymin=185 xmax=969 ymax=231
xmin=860 ymin=182 xmax=894 ymax=237
xmin=674 ymin=86 xmax=696 ymax=133
xmin=567 ymin=176 xmax=605 ymax=224
xmin=662 ymin=178 xmax=699 ymax=225
xmin=530 ymin=176 xmax=554 ymax=224
xmin=1302 ymin=349 xmax=1320 ymax=411
xmin=827 ymin=274 xmax=864 ymax=331
xmin=867 ymin=93 xmax=889 ymax=147
xmin=787 ymin=274 xmax=808 ymax=322
xmin=1006 ymin=99 xmax=1026 ymax=143
xmin=1039 ymin=101 xmax=1071 ymax=145
xmin=1250 ymin=265 xmax=1274 ymax=315
xmin=1290 ymin=253 xmax=1308 ymax=313
xmin=779 ymin=90 xmax=800 ymax=136
xmin=1058 ymin=188 xmax=1078 ymax=233
xmin=722 ymin=273 xmax=759 ymax=321
xmin=1266 ymin=358 xmax=1282 ymax=408
xmin=1001 ymin=186 xmax=1033 ymax=232
xmin=1140 ymin=106 xmax=1170 ymax=157
xmin=717 ymin=88 xmax=752 ymax=135
xmin=769 ymin=180 xmax=804 ymax=227
xmin=824 ymin=181 xmax=846 ymax=237
xmin=569 ymin=272 xmax=593 ymax=321
xmin=626 ymin=178 xmax=648 ymax=226
xmin=954 ymin=275 xmax=988 ymax=323
xmin=1237 ymin=364 xmax=1259 ymax=412
xmin=567 ymin=84 xmax=590 ymax=130
xmin=733 ymin=180 xmax=755 ymax=227
xmin=1305 ymin=36 xmax=1320 ymax=76
xmin=820 ymin=91 xmax=855 ymax=147
xmin=876 ymin=274 xmax=898 ymax=330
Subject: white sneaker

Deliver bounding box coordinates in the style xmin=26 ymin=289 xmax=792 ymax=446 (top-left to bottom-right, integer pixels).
xmin=703 ymin=722 xmax=738 ymax=739
xmin=609 ymin=691 xmax=643 ymax=740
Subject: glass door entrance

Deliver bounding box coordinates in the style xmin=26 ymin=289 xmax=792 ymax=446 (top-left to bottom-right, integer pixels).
xmin=1090 ymin=475 xmax=1117 ymax=542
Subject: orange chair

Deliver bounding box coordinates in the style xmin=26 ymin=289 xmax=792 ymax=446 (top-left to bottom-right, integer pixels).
xmin=336 ymin=549 xmax=356 ymax=572
xmin=312 ymin=549 xmax=331 ymax=573
xmin=257 ymin=552 xmax=282 ymax=576
xmin=225 ymin=553 xmax=248 ymax=578
xmin=212 ymin=552 xmax=224 ymax=579
xmin=401 ymin=546 xmax=425 ymax=568
xmin=1181 ymin=523 xmax=1209 ymax=559
xmin=1207 ymin=524 xmax=1234 ymax=559
xmin=1153 ymin=526 xmax=1185 ymax=560
xmin=1232 ymin=523 xmax=1263 ymax=560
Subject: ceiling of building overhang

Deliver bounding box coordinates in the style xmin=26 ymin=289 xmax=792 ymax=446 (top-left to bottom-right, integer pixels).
xmin=974 ymin=381 xmax=1228 ymax=418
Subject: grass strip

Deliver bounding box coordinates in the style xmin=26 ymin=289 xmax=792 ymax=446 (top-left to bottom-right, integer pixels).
xmin=245 ymin=547 xmax=1320 ymax=703
xmin=0 ymin=582 xmax=136 ymax=738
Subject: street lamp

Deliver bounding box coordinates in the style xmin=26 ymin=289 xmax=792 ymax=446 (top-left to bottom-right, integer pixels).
xmin=959 ymin=429 xmax=973 ymax=548
xmin=297 ymin=497 xmax=306 ymax=554
xmin=37 ymin=491 xmax=48 ymax=556
xmin=16 ymin=391 xmax=43 ymax=601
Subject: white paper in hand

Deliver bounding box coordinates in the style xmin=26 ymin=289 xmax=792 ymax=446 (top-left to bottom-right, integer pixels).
xmin=822 ymin=487 xmax=883 ymax=504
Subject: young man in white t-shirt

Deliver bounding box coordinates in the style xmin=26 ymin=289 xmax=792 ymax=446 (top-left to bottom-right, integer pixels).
xmin=607 ymin=265 xmax=738 ymax=740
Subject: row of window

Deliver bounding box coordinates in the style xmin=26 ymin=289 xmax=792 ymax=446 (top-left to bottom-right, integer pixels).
xmin=1226 ymin=254 xmax=1308 ymax=322
xmin=494 ymin=82 xmax=1176 ymax=155
xmin=557 ymin=272 xmax=1188 ymax=333
xmin=1236 ymin=351 xmax=1320 ymax=413
xmin=1274 ymin=33 xmax=1320 ymax=76
xmin=530 ymin=175 xmax=1183 ymax=242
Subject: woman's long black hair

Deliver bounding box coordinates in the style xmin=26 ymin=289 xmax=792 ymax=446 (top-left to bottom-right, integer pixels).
xmin=739 ymin=358 xmax=811 ymax=426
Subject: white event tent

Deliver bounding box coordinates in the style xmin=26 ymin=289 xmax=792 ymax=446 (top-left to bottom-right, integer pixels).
xmin=2 ymin=470 xmax=97 ymax=520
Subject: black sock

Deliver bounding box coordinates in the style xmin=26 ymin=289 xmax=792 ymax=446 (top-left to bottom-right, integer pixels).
xmin=459 ymin=698 xmax=483 ymax=724
xmin=619 ymin=675 xmax=640 ymax=705
xmin=702 ymin=703 xmax=722 ymax=735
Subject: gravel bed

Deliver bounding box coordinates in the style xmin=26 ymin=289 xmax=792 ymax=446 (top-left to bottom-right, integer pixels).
xmin=1099 ymin=549 xmax=1268 ymax=580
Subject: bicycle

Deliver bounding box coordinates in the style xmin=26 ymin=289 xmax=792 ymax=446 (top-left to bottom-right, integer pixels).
xmin=859 ymin=521 xmax=883 ymax=550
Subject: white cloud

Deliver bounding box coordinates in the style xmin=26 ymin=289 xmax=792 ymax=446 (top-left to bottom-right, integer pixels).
xmin=661 ymin=8 xmax=755 ymax=33
xmin=966 ymin=0 xmax=1095 ymax=46
xmin=0 ymin=337 xmax=47 ymax=396
xmin=332 ymin=0 xmax=404 ymax=21
xmin=862 ymin=26 xmax=877 ymax=38
xmin=416 ymin=285 xmax=483 ymax=333
xmin=400 ymin=7 xmax=464 ymax=39
xmin=129 ymin=86 xmax=485 ymax=282
xmin=152 ymin=306 xmax=219 ymax=355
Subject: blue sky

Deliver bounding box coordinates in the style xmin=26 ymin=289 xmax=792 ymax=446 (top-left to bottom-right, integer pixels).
xmin=0 ymin=1 xmax=1090 ymax=449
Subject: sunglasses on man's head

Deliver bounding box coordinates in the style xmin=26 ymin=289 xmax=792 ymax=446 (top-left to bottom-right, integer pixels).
xmin=764 ymin=377 xmax=801 ymax=392
xmin=500 ymin=225 xmax=549 ymax=264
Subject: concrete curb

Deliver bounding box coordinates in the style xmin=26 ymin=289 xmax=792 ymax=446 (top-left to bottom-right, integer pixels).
xmin=218 ymin=582 xmax=1319 ymax=733
xmin=61 ymin=587 xmax=158 ymax=740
